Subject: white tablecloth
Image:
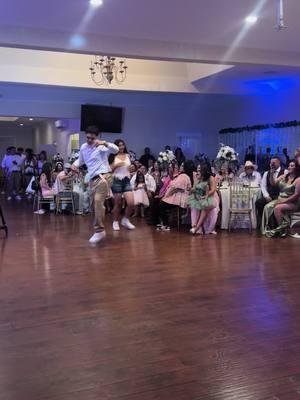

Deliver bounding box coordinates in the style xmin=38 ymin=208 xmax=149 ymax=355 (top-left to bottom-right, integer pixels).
xmin=219 ymin=186 xmax=261 ymax=230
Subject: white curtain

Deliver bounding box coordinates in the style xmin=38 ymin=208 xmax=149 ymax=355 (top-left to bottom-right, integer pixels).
xmin=219 ymin=125 xmax=300 ymax=163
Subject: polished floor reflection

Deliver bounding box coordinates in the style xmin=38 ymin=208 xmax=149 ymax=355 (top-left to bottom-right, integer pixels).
xmin=0 ymin=200 xmax=300 ymax=400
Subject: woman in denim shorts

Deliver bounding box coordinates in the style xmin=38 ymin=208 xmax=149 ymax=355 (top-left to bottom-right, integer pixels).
xmin=110 ymin=140 xmax=135 ymax=231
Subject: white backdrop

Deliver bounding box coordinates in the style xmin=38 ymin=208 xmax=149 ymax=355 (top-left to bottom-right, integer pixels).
xmin=219 ymin=126 xmax=300 ymax=163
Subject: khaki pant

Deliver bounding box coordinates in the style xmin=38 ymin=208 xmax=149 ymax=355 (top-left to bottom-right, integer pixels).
xmin=89 ymin=173 xmax=112 ymax=232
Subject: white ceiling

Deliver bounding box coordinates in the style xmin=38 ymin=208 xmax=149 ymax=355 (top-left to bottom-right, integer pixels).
xmin=0 ymin=0 xmax=300 ymax=66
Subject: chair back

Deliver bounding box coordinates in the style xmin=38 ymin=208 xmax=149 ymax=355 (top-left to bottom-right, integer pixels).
xmin=229 ymin=182 xmax=251 ymax=210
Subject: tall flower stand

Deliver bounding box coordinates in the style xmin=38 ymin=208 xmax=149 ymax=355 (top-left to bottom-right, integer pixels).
xmin=0 ymin=204 xmax=8 ymax=237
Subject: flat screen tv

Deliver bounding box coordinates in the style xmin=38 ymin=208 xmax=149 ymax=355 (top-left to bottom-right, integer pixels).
xmin=80 ymin=104 xmax=123 ymax=133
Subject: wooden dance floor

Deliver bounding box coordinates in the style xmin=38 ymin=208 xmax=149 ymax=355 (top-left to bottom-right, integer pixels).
xmin=1 ymin=201 xmax=300 ymax=400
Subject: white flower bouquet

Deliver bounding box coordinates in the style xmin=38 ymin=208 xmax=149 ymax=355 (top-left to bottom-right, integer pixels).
xmin=215 ymin=143 xmax=239 ymax=171
xmin=69 ymin=150 xmax=80 ymax=164
xmin=157 ymin=150 xmax=176 ymax=171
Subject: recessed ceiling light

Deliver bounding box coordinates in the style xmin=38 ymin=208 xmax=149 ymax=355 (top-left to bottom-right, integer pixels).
xmin=29 ymin=118 xmax=33 ymax=121
xmin=90 ymin=0 xmax=103 ymax=7
xmin=19 ymin=123 xmax=24 ymax=126
xmin=245 ymin=15 xmax=258 ymax=25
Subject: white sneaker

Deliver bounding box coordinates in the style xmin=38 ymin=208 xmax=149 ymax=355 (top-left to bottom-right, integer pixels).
xmin=7 ymin=196 xmax=12 ymax=201
xmin=34 ymin=209 xmax=46 ymax=215
xmin=290 ymin=233 xmax=300 ymax=239
xmin=121 ymin=217 xmax=136 ymax=230
xmin=112 ymin=221 xmax=120 ymax=231
xmin=89 ymin=231 xmax=106 ymax=244
xmin=15 ymin=195 xmax=22 ymax=200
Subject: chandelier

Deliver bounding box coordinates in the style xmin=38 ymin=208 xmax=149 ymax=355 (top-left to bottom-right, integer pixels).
xmin=276 ymin=0 xmax=287 ymax=30
xmin=89 ymin=56 xmax=128 ymax=86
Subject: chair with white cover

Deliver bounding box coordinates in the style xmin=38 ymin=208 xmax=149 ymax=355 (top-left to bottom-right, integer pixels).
xmin=228 ymin=182 xmax=252 ymax=233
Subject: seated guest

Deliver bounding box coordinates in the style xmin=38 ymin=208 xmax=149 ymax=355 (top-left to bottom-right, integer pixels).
xmin=139 ymin=147 xmax=155 ymax=168
xmin=129 ymin=164 xmax=137 ymax=178
xmin=291 ymin=153 xmax=300 ymax=239
xmin=262 ymin=159 xmax=300 ymax=237
xmin=53 ymin=163 xmax=73 ymax=193
xmin=52 ymin=162 xmax=64 ymax=181
xmin=157 ymin=160 xmax=194 ymax=231
xmin=37 ymin=151 xmax=47 ymax=175
xmin=148 ymin=159 xmax=155 ymax=173
xmin=53 ymin=163 xmax=80 ymax=213
xmin=216 ymin=166 xmax=234 ymax=185
xmin=133 ymin=170 xmax=150 ymax=217
xmin=189 ymin=163 xmax=217 ymax=235
xmin=255 ymin=156 xmax=285 ymax=228
xmin=130 ymin=165 xmax=156 ymax=198
xmin=133 ymin=160 xmax=141 ymax=171
xmin=34 ymin=162 xmax=55 ymax=214
xmin=239 ymin=161 xmax=262 ymax=186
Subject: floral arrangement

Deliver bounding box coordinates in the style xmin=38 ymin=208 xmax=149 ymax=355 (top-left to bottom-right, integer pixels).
xmin=157 ymin=150 xmax=176 ymax=164
xmin=215 ymin=143 xmax=239 ymax=171
xmin=129 ymin=150 xmax=136 ymax=163
xmin=69 ymin=150 xmax=80 ymax=164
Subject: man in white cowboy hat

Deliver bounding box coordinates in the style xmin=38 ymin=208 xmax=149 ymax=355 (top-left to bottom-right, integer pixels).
xmin=239 ymin=161 xmax=262 ymax=187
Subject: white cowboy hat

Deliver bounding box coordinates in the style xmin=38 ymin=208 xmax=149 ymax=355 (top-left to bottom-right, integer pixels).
xmin=244 ymin=161 xmax=255 ymax=168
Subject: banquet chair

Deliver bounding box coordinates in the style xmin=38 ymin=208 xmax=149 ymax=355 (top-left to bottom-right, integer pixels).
xmin=228 ymin=182 xmax=252 ymax=233
xmin=56 ymin=179 xmax=75 ymax=215
xmin=33 ymin=192 xmax=56 ymax=213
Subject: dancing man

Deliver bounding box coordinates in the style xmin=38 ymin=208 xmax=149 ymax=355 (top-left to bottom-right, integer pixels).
xmin=73 ymin=126 xmax=118 ymax=244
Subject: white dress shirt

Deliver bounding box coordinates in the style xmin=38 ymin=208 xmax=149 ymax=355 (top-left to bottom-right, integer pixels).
xmin=130 ymin=173 xmax=156 ymax=193
xmin=76 ymin=142 xmax=118 ymax=179
xmin=239 ymin=171 xmax=262 ymax=187
xmin=261 ymin=167 xmax=281 ymax=199
xmin=2 ymin=155 xmax=23 ymax=173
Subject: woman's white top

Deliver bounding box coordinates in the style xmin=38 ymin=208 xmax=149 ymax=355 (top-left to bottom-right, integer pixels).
xmin=113 ymin=154 xmax=131 ymax=180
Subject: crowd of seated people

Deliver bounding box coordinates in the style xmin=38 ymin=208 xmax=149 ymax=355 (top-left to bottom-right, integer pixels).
xmin=1 ymin=142 xmax=300 ymax=238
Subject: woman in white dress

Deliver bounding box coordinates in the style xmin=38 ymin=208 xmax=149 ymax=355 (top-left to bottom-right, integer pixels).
xmin=110 ymin=140 xmax=135 ymax=231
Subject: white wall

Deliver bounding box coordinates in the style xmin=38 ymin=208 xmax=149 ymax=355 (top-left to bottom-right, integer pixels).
xmin=3 ymin=83 xmax=300 ymax=163
xmin=0 ymin=122 xmax=34 ymax=159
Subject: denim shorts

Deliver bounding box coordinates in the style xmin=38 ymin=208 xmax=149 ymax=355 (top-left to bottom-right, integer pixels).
xmin=111 ymin=177 xmax=132 ymax=194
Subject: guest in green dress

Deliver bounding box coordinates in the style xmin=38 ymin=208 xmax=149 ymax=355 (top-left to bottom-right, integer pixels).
xmin=262 ymin=160 xmax=300 ymax=237
xmin=188 ymin=163 xmax=216 ymax=235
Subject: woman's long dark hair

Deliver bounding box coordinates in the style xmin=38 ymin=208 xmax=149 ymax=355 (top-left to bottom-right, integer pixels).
xmin=40 ymin=162 xmax=53 ymax=186
xmin=182 ymin=160 xmax=195 ymax=186
xmin=39 ymin=150 xmax=47 ymax=161
xmin=135 ymin=170 xmax=145 ymax=187
xmin=109 ymin=139 xmax=128 ymax=164
xmin=285 ymin=159 xmax=300 ymax=183
xmin=25 ymin=148 xmax=34 ymax=161
xmin=200 ymin=163 xmax=213 ymax=181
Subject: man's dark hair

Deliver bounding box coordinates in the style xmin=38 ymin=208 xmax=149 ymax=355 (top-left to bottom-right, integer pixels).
xmin=271 ymin=156 xmax=281 ymax=162
xmin=85 ymin=125 xmax=100 ymax=136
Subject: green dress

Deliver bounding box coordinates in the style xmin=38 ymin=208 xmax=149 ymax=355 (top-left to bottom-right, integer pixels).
xmin=261 ymin=180 xmax=295 ymax=236
xmin=188 ymin=181 xmax=214 ymax=210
